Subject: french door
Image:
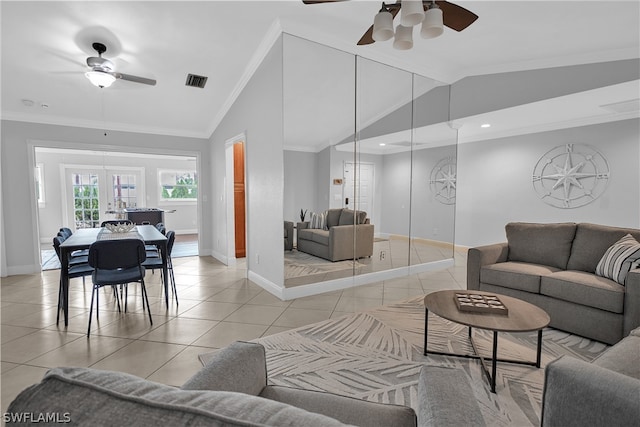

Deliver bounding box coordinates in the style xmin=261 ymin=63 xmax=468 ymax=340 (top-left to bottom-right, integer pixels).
xmin=64 ymin=166 xmax=145 ymax=229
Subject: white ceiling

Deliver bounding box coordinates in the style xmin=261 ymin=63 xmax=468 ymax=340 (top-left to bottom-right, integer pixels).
xmin=2 ymin=1 xmax=639 ymax=146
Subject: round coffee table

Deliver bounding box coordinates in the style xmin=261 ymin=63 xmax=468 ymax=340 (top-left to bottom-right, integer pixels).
xmin=423 ymin=290 xmax=550 ymax=393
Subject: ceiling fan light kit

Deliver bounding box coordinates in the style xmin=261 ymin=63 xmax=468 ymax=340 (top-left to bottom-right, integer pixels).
xmin=373 ymin=10 xmax=394 ymax=41
xmin=421 ymin=6 xmax=444 ymax=39
xmin=400 ymin=0 xmax=425 ymax=26
xmin=85 ymin=70 xmax=116 ymax=88
xmin=393 ymin=24 xmax=414 ymax=50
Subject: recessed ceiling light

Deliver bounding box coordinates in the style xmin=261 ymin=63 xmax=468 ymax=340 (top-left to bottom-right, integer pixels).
xmin=41 ymin=103 xmax=49 ymax=109
xmin=379 ymin=143 xmax=386 ymax=146
xmin=480 ymin=123 xmax=491 ymax=128
xmin=21 ymin=99 xmax=34 ymax=107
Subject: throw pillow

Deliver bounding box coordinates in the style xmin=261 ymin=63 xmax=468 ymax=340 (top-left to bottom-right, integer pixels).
xmin=309 ymin=212 xmax=326 ymax=230
xmin=595 ymin=234 xmax=640 ymax=285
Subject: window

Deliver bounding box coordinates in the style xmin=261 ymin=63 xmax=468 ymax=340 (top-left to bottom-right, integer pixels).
xmin=35 ymin=163 xmax=45 ymax=206
xmin=72 ymin=172 xmax=100 ymax=228
xmin=112 ymin=173 xmax=138 ymax=209
xmin=159 ymin=170 xmax=198 ymax=201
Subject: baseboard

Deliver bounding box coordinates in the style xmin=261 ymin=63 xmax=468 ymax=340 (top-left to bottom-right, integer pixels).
xmin=210 ymin=249 xmax=234 ymax=266
xmin=7 ymin=264 xmax=41 ymax=275
xmin=174 ymin=229 xmax=197 ymax=235
xmin=247 ymin=270 xmax=284 ymax=299
xmin=279 ymin=260 xmax=452 ymax=300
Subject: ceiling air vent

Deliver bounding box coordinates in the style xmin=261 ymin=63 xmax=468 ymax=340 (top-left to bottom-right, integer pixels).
xmin=185 ymin=74 xmax=208 ymax=88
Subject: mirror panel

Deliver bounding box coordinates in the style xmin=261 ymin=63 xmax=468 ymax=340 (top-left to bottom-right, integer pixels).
xmin=282 ymin=34 xmax=355 ymax=287
xmin=410 ymin=75 xmax=457 ymax=265
xmin=352 ymin=56 xmax=413 ymax=275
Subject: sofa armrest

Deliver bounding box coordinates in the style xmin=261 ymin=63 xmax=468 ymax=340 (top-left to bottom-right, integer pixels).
xmin=260 ymin=385 xmax=416 ymax=427
xmin=181 ymin=341 xmax=267 ymax=396
xmin=541 ymin=356 xmax=640 ymax=427
xmin=417 ymin=366 xmax=485 ymax=427
xmin=329 ymin=224 xmax=374 ymax=260
xmin=297 ymin=221 xmax=310 ymax=230
xmin=466 ymin=242 xmax=508 ymax=290
xmin=623 ymin=269 xmax=640 ymax=336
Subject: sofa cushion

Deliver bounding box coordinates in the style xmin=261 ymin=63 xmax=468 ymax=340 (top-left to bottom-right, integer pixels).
xmin=480 ymin=262 xmax=559 ymax=293
xmin=566 ymin=223 xmax=640 ymax=273
xmin=326 ymin=209 xmax=343 ymax=228
xmin=595 ymin=234 xmax=640 ymax=285
xmin=540 ymin=271 xmax=625 ymax=313
xmin=338 ymin=209 xmax=367 ymax=226
xmin=505 ymin=222 xmax=577 ymax=270
xmin=7 ymin=367 xmax=350 ymax=426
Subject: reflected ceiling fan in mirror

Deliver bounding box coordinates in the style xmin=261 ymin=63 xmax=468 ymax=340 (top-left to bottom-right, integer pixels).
xmin=85 ymin=42 xmax=156 ymax=88
xmin=302 ymin=0 xmax=478 ymax=50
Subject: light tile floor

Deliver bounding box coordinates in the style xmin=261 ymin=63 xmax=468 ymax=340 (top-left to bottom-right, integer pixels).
xmin=1 ymin=250 xmax=467 ymax=412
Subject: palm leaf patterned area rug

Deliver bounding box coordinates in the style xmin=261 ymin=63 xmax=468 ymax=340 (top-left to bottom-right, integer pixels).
xmin=200 ymin=295 xmax=608 ymax=426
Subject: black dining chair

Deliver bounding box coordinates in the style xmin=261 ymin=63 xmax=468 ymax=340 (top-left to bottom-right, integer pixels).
xmin=53 ymin=236 xmax=94 ymax=325
xmin=87 ymin=239 xmax=152 ymax=336
xmin=142 ymin=230 xmax=178 ymax=305
xmin=59 ymin=228 xmax=89 ymax=257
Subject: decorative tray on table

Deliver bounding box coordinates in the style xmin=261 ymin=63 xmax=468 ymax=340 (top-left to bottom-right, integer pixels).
xmin=454 ymin=292 xmax=509 ymax=315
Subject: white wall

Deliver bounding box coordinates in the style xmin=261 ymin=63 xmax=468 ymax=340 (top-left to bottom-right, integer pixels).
xmin=283 ymin=150 xmax=318 ymax=222
xmin=209 ymin=36 xmax=284 ymax=290
xmin=456 ymin=118 xmax=640 ymax=247
xmin=35 ymin=150 xmax=198 ymax=242
xmin=0 ymin=120 xmax=208 ymax=276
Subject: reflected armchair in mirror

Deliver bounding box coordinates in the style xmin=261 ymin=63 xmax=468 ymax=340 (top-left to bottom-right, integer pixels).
xmin=284 ymin=221 xmax=294 ymax=251
xmin=297 ymin=208 xmax=374 ymax=262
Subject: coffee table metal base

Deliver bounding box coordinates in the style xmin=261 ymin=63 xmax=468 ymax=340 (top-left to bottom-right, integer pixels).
xmin=423 ymin=309 xmax=543 ymax=393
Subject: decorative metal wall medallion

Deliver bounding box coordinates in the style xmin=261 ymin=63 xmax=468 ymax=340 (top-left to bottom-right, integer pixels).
xmin=532 ymin=143 xmax=610 ymax=209
xmin=430 ymin=156 xmax=456 ymax=205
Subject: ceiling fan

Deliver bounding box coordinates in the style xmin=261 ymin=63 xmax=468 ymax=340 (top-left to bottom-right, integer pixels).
xmin=302 ymin=0 xmax=478 ymax=50
xmin=85 ymin=42 xmax=156 ymax=88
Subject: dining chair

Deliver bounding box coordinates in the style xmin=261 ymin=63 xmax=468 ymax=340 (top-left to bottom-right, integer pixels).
xmin=142 ymin=230 xmax=178 ymax=305
xmin=59 ymin=228 xmax=90 ymax=257
xmin=87 ymin=239 xmax=151 ymax=336
xmin=53 ymin=236 xmax=94 ymax=325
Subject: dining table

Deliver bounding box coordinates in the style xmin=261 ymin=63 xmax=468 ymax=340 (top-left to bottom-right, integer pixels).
xmin=58 ymin=225 xmax=169 ymax=326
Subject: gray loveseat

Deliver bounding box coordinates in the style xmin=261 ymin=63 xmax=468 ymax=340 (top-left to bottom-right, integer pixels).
xmin=541 ymin=326 xmax=640 ymax=426
xmin=467 ymin=222 xmax=640 ymax=344
xmin=7 ymin=341 xmax=485 ymax=426
xmin=297 ymin=208 xmax=374 ymax=262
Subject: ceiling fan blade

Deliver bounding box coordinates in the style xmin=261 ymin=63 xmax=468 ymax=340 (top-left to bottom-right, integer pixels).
xmin=357 ymin=5 xmax=400 ymax=46
xmin=435 ymin=1 xmax=478 ymax=32
xmin=115 ymin=73 xmax=156 ymax=86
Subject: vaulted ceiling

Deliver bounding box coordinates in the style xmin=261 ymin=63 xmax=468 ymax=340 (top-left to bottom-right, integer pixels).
xmin=2 ymin=1 xmax=639 ymax=145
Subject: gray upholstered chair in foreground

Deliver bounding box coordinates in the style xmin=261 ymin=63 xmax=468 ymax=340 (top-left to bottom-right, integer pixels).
xmin=540 ymin=327 xmax=640 ymax=426
xmin=7 ymin=341 xmax=485 ymax=426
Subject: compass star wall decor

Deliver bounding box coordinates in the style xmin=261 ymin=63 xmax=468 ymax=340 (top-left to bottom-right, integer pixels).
xmin=430 ymin=157 xmax=457 ymax=205
xmin=532 ymin=143 xmax=610 ymax=209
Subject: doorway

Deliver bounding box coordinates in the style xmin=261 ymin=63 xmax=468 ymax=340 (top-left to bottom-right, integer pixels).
xmin=233 ymin=142 xmax=246 ymax=258
xmin=225 ymin=135 xmax=247 ymax=264
xmin=344 ymin=161 xmax=375 ymax=223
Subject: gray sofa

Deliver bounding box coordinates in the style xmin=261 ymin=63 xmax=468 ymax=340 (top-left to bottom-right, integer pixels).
xmin=541 ymin=327 xmax=640 ymax=426
xmin=467 ymin=222 xmax=640 ymax=344
xmin=7 ymin=341 xmax=485 ymax=426
xmin=297 ymin=208 xmax=374 ymax=262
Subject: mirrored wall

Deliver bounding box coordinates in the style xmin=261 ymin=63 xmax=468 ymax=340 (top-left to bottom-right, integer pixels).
xmin=283 ymin=33 xmax=456 ymax=288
